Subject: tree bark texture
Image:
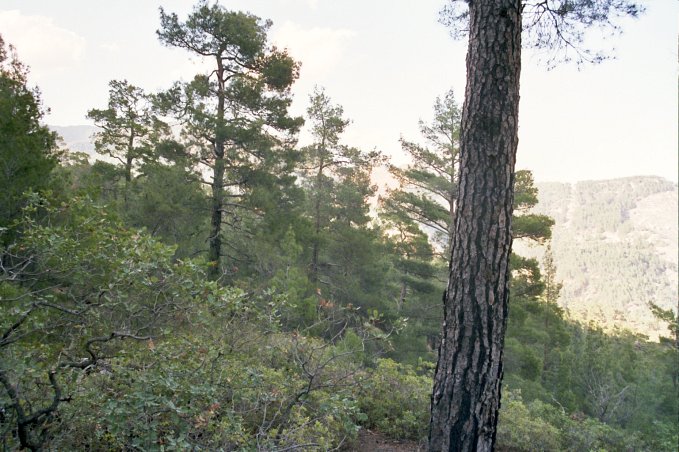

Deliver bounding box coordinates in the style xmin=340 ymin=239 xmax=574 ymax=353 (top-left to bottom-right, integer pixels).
xmin=428 ymin=1 xmax=522 ymax=451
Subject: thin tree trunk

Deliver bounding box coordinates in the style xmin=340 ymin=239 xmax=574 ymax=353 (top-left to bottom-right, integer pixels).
xmin=311 ymin=161 xmax=323 ymax=283
xmin=208 ymin=56 xmax=226 ymax=280
xmin=209 ymin=155 xmax=225 ymax=280
xmin=124 ymin=126 xmax=134 ymax=204
xmin=542 ymin=313 xmax=550 ymax=384
xmin=428 ymin=1 xmax=522 ymax=451
xmin=310 ymin=141 xmax=326 ymax=284
xmin=398 ymin=277 xmax=407 ymax=312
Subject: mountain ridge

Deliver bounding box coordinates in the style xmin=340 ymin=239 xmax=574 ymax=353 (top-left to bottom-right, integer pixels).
xmin=518 ymin=176 xmax=677 ymax=340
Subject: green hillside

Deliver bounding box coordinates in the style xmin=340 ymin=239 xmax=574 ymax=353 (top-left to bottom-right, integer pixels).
xmin=518 ymin=177 xmax=678 ymax=339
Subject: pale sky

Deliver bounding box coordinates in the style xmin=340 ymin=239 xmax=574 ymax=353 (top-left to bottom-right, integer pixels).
xmin=0 ymin=0 xmax=676 ymax=183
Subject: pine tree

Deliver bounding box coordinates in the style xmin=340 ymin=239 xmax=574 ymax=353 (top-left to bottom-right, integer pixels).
xmin=429 ymin=0 xmax=644 ymax=449
xmin=385 ymin=89 xmax=461 ymax=254
xmin=157 ymin=1 xmax=302 ymax=279
xmin=300 ymin=88 xmax=381 ymax=286
xmin=87 ymin=80 xmax=165 ymax=197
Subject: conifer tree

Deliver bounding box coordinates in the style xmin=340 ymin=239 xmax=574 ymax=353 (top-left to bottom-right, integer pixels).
xmin=157 ymin=1 xmax=302 ymax=279
xmin=87 ymin=80 xmax=164 ymax=198
xmin=385 ymin=89 xmax=461 ymax=254
xmin=429 ymin=1 xmax=644 ymax=449
xmin=0 ymin=35 xmax=58 ymax=233
xmin=300 ymin=88 xmax=381 ymax=286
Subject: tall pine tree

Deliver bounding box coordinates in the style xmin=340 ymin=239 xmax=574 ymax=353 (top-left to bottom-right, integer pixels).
xmin=157 ymin=1 xmax=302 ymax=279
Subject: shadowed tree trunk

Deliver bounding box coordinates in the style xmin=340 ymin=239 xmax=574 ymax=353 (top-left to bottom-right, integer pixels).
xmin=207 ymin=57 xmax=226 ymax=281
xmin=428 ymin=0 xmax=522 ymax=450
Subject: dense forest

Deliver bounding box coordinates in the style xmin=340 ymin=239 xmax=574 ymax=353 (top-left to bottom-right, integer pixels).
xmin=515 ymin=177 xmax=678 ymax=340
xmin=1 ymin=3 xmax=677 ymax=451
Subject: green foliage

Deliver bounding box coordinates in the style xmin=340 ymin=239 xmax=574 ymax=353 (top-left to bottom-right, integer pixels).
xmin=497 ymin=391 xmax=563 ymax=451
xmin=649 ymin=301 xmax=679 ymax=345
xmin=125 ymin=162 xmax=209 ymax=258
xmin=502 ymin=306 xmax=679 ymax=450
xmin=0 ymin=195 xmax=210 ymax=449
xmin=54 ymin=329 xmax=364 ymax=450
xmin=2 ymin=6 xmax=675 ymax=449
xmin=87 ymin=80 xmax=165 ymax=186
xmin=268 ymin=228 xmax=318 ymax=327
xmin=0 ymin=35 xmax=58 ymax=232
xmin=1 ymin=194 xmax=367 ymax=450
xmin=512 ymin=170 xmax=554 ymax=244
xmin=301 ymin=87 xmax=382 ymax=286
xmin=382 ymin=92 xmax=556 ymax=372
xmin=156 ymin=0 xmax=303 ymax=278
xmin=497 ymin=390 xmax=655 ymax=452
xmin=357 ymin=359 xmax=431 ymax=441
xmin=384 ymin=88 xmax=461 ymax=252
xmin=527 ymin=177 xmax=677 ymax=338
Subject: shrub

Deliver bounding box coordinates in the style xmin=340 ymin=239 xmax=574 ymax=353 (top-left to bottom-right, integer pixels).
xmin=356 ymin=358 xmax=431 ymax=440
xmin=497 ymin=392 xmax=562 ymax=451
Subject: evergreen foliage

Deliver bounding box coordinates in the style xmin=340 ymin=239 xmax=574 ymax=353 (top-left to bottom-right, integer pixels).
xmin=156 ymin=0 xmax=303 ymax=279
xmin=0 ymin=35 xmax=58 ymax=234
xmin=87 ymin=80 xmax=166 ymax=191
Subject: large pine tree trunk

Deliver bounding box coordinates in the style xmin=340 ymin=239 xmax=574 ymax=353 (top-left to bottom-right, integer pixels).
xmin=428 ymin=1 xmax=522 ymax=451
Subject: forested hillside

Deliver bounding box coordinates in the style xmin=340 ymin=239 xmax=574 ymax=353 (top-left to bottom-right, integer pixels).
xmin=517 ymin=177 xmax=678 ymax=339
xmin=1 ymin=4 xmax=677 ymax=450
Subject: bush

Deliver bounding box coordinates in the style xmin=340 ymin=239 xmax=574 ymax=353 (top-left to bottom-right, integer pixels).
xmin=497 ymin=390 xmax=659 ymax=452
xmin=1 ymin=196 xmax=364 ymax=450
xmin=497 ymin=392 xmax=562 ymax=451
xmin=357 ymin=358 xmax=431 ymax=440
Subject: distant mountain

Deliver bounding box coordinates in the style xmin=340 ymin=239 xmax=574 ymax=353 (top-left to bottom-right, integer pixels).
xmin=50 ymin=125 xmax=98 ymax=157
xmin=517 ymin=176 xmax=678 ymax=340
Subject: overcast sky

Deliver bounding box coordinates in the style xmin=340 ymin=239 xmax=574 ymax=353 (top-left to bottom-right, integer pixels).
xmin=0 ymin=0 xmax=676 ymax=183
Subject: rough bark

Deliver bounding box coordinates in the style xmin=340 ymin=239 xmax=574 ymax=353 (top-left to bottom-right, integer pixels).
xmin=428 ymin=1 xmax=522 ymax=451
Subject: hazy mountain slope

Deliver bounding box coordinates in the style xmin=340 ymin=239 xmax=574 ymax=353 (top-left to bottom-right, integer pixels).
xmin=518 ymin=176 xmax=678 ymax=339
xmin=50 ymin=125 xmax=98 ymax=155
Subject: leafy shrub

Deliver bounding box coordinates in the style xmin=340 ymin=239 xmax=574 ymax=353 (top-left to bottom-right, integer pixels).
xmin=1 ymin=196 xmax=364 ymax=450
xmin=356 ymin=358 xmax=430 ymax=440
xmin=51 ymin=326 xmax=365 ymax=450
xmin=497 ymin=391 xmax=562 ymax=451
xmin=497 ymin=390 xmax=662 ymax=452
